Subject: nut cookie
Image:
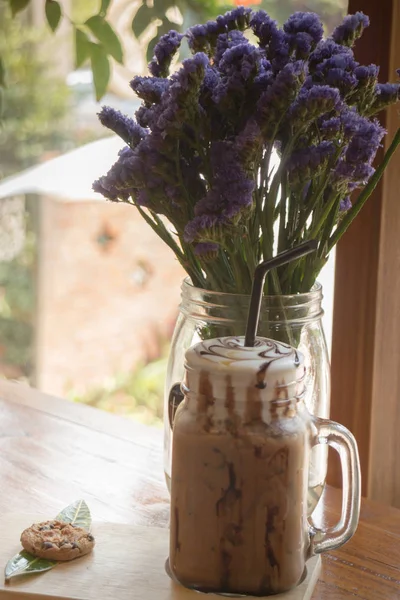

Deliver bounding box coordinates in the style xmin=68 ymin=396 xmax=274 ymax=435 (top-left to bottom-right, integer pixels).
xmin=20 ymin=519 xmax=95 ymax=561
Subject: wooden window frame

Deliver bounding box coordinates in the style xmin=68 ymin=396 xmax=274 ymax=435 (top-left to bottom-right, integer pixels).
xmin=329 ymin=0 xmax=400 ymax=505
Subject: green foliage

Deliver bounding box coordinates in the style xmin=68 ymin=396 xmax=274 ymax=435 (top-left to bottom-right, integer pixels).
xmin=45 ymin=0 xmax=62 ymax=32
xmin=8 ymin=0 xmax=30 ymax=17
xmin=70 ymin=354 xmax=169 ymax=427
xmin=0 ymin=219 xmax=36 ymax=376
xmin=75 ymin=27 xmax=91 ymax=68
xmin=89 ymin=42 xmax=111 ymax=102
xmin=0 ymin=8 xmax=70 ymax=177
xmin=3 ymin=0 xmax=234 ymax=101
xmin=85 ymin=15 xmax=123 ymax=64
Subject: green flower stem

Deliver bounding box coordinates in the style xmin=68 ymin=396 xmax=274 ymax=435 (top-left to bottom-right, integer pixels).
xmin=327 ymin=127 xmax=400 ymax=252
xmin=291 ymin=176 xmax=329 ymax=242
xmin=308 ymin=189 xmax=339 ymax=240
xmin=136 ymin=206 xmax=184 ymax=261
xmin=278 ymin=176 xmax=287 ymax=253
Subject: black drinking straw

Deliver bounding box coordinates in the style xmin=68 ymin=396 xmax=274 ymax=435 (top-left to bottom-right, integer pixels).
xmin=244 ymin=240 xmax=318 ymax=347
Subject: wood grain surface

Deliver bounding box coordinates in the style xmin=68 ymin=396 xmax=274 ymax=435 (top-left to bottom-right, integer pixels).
xmin=0 ymin=516 xmax=321 ymax=600
xmin=1 ymin=379 xmax=400 ymax=599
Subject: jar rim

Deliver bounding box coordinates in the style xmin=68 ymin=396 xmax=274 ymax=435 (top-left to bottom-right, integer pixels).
xmin=181 ymin=277 xmax=322 ymax=301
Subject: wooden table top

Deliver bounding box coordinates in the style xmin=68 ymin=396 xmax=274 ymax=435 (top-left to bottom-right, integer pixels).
xmin=0 ymin=379 xmax=399 ymax=599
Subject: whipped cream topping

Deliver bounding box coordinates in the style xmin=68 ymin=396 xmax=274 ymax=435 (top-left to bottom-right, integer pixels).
xmin=184 ymin=336 xmax=305 ymax=419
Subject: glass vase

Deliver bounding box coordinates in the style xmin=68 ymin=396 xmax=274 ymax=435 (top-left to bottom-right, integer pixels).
xmin=164 ymin=278 xmax=330 ymax=515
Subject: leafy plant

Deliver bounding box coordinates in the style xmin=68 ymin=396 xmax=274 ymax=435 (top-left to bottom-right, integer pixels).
xmin=0 ymin=7 xmax=70 ymax=176
xmin=1 ymin=0 xmax=232 ymax=102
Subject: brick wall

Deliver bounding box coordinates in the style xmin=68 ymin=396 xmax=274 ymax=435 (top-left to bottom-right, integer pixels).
xmin=35 ymin=196 xmax=185 ymax=396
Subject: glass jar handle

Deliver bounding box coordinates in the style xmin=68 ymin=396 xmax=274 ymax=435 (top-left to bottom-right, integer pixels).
xmin=309 ymin=417 xmax=361 ymax=555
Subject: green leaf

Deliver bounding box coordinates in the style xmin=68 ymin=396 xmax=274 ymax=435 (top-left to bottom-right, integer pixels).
xmin=89 ymin=43 xmax=110 ymax=101
xmin=99 ymin=0 xmax=111 ymax=17
xmin=131 ymin=3 xmax=153 ymax=38
xmin=3 ymin=500 xmax=91 ymax=582
xmin=146 ymin=35 xmax=158 ymax=64
xmin=45 ymin=0 xmax=62 ymax=32
xmin=85 ymin=15 xmax=123 ymax=64
xmin=75 ymin=27 xmax=91 ymax=68
xmin=56 ymin=499 xmax=92 ymax=530
xmin=9 ymin=0 xmax=30 ymax=16
xmin=5 ymin=551 xmax=56 ymax=582
xmin=0 ymin=57 xmax=5 ymax=87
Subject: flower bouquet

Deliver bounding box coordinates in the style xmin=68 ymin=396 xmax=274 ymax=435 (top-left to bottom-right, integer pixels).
xmin=93 ymin=7 xmax=400 ymax=303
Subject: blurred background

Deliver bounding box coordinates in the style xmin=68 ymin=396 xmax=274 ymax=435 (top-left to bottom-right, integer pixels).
xmin=0 ymin=0 xmax=347 ymax=427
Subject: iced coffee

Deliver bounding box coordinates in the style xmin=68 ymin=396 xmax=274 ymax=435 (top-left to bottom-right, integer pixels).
xmin=169 ymin=336 xmax=309 ymax=595
xmin=169 ymin=335 xmax=361 ymax=596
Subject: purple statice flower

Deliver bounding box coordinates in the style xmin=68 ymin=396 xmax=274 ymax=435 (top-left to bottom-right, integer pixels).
xmin=269 ymin=28 xmax=290 ymax=71
xmin=283 ymin=12 xmax=323 ymax=58
xmin=214 ymin=30 xmax=248 ymax=65
xmin=375 ymin=82 xmax=400 ymax=104
xmin=250 ymin=11 xmax=290 ymax=70
xmin=353 ymin=162 xmax=375 ymax=182
xmin=149 ymin=30 xmax=183 ymax=78
xmin=235 ymin=118 xmax=263 ymax=164
xmin=97 ymin=107 xmax=147 ymax=148
xmin=187 ymin=24 xmax=211 ymax=53
xmin=345 ymin=118 xmax=385 ymax=164
xmin=257 ymin=61 xmax=307 ymax=136
xmin=309 ymin=39 xmax=352 ymax=72
xmin=339 ymin=196 xmax=352 ymax=212
xmin=184 ymin=214 xmax=225 ymax=243
xmin=187 ymin=8 xmax=251 ymax=53
xmin=213 ymin=42 xmax=260 ymax=102
xmin=135 ymin=104 xmax=159 ymax=129
xmin=313 ymin=52 xmax=359 ymax=96
xmin=354 ymin=64 xmax=379 ymax=84
xmin=288 ymin=141 xmax=335 ymax=184
xmin=200 ymin=65 xmax=221 ymax=109
xmin=333 ymin=117 xmax=384 ymax=186
xmin=93 ymin=146 xmax=142 ymax=201
xmin=250 ymin=11 xmax=279 ymax=47
xmin=332 ymin=12 xmax=370 ymax=47
xmin=340 ymin=107 xmax=364 ymax=138
xmin=289 ymin=85 xmax=342 ymax=122
xmin=153 ymin=53 xmax=209 ymax=133
xmin=289 ymin=32 xmax=314 ymax=58
xmin=194 ymin=242 xmax=220 ymax=259
xmin=193 ymin=141 xmax=255 ymax=218
xmin=334 ymin=159 xmax=374 ymax=186
xmin=185 ymin=141 xmax=254 ymax=242
xmin=92 ymin=177 xmax=128 ymax=202
xmin=320 ymin=115 xmax=341 ymax=138
xmin=283 ymin=12 xmax=324 ymax=44
xmin=216 ymin=7 xmax=252 ymax=32
xmin=253 ymin=57 xmax=274 ymax=93
xmin=130 ymin=76 xmax=169 ymax=104
xmin=219 ymin=43 xmax=260 ymax=80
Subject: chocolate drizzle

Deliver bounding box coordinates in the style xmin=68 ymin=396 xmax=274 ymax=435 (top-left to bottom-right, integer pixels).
xmin=197 ymin=336 xmax=297 ymax=363
xmin=245 ymin=385 xmax=263 ymax=423
xmin=216 ymin=461 xmax=243 ymax=591
xmin=198 ymin=370 xmax=214 ymax=430
xmin=216 ymin=462 xmax=242 ymax=517
xmin=265 ymin=506 xmax=280 ymax=573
